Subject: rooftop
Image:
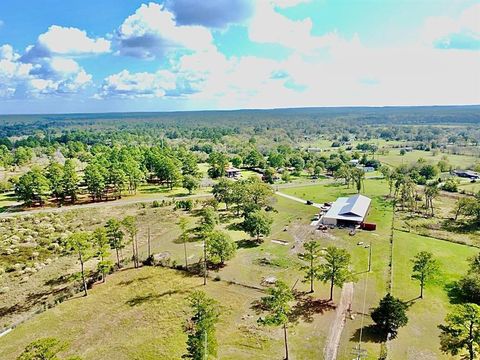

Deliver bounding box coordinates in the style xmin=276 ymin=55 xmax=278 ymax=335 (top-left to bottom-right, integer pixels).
xmin=323 ymin=194 xmax=371 ymax=222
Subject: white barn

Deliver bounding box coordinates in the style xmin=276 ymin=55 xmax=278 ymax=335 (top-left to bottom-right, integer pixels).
xmin=321 ymin=194 xmax=371 ymax=226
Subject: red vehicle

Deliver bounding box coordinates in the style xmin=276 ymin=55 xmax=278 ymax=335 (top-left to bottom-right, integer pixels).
xmin=361 ymin=222 xmax=377 ymax=231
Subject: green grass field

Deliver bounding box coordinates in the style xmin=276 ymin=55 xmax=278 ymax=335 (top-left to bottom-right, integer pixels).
xmin=0 ymin=266 xmax=339 ymax=360
xmin=377 ymin=150 xmax=478 ymax=169
xmin=390 ymin=231 xmax=478 ymax=360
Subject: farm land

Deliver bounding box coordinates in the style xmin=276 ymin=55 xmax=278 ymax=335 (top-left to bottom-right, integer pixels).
xmin=0 ymin=107 xmax=479 ymax=359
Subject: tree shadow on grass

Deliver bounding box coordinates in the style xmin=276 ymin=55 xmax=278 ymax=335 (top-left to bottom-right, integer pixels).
xmin=236 ymin=239 xmax=261 ymax=249
xmin=118 ymin=275 xmax=153 ymax=286
xmin=126 ymin=289 xmax=189 ymax=306
xmin=44 ymin=274 xmax=76 ymax=287
xmin=350 ymin=325 xmax=386 ymax=344
xmin=445 ymin=281 xmax=466 ymax=304
xmin=226 ymin=222 xmax=244 ymax=232
xmin=442 ymin=219 xmax=479 ymax=234
xmin=290 ymin=295 xmax=336 ymax=323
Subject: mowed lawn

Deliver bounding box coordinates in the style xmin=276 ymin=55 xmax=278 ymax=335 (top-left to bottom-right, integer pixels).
xmin=390 ymin=231 xmax=478 ymax=360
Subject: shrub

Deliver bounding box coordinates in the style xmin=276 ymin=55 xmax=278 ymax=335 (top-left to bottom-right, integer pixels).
xmin=441 ymin=179 xmax=458 ymax=192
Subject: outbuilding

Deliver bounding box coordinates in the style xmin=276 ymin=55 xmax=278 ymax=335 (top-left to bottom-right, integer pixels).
xmin=321 ymin=194 xmax=371 ymax=227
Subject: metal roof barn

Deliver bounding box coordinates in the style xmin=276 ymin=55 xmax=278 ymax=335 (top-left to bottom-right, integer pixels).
xmin=321 ymin=194 xmax=371 ymax=226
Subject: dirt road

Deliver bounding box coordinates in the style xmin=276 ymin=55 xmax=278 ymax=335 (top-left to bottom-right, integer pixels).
xmin=324 ymin=282 xmax=354 ymax=360
xmin=0 ymin=193 xmax=212 ymax=218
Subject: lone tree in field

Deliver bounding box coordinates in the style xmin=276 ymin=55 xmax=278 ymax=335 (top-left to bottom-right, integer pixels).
xmin=439 ymin=303 xmax=480 ymax=360
xmin=206 ymin=230 xmax=237 ymax=266
xmin=92 ymin=227 xmax=113 ymax=283
xmin=184 ymin=291 xmax=219 ymax=360
xmin=66 ymin=232 xmax=93 ymax=297
xmin=199 ymin=206 xmax=219 ymax=235
xmin=371 ymin=293 xmax=409 ymax=340
xmin=257 ymin=280 xmax=294 ymax=360
xmin=122 ymin=215 xmax=139 ymax=268
xmin=105 ymin=218 xmax=125 ymax=268
xmin=183 ymin=174 xmax=199 ymax=195
xmin=243 ymin=210 xmax=273 ymax=242
xmin=298 ymin=240 xmax=322 ymax=293
xmin=411 ymin=251 xmax=439 ymax=299
xmin=318 ymin=246 xmax=353 ymax=301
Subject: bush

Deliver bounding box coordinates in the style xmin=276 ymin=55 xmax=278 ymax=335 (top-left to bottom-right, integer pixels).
xmin=441 ymin=179 xmax=458 ymax=192
xmin=175 ymin=199 xmax=193 ymax=211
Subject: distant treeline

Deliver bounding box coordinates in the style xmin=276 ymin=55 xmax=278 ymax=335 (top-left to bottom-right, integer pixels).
xmin=1 ymin=106 xmax=479 ymax=140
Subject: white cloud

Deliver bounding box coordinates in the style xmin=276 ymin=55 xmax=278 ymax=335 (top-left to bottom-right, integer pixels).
xmin=249 ymin=1 xmax=315 ymax=51
xmin=0 ymin=45 xmax=33 ymax=98
xmin=0 ymin=25 xmax=107 ymax=98
xmin=38 ymin=25 xmax=111 ymax=55
xmin=422 ymin=4 xmax=480 ymax=49
xmin=0 ymin=43 xmax=93 ymax=98
xmin=97 ymin=69 xmax=177 ymax=98
xmin=272 ymin=0 xmax=311 ymax=8
xmin=22 ymin=25 xmax=110 ymax=61
xmin=116 ymin=2 xmax=214 ymax=59
xmin=248 ymin=1 xmax=352 ymax=54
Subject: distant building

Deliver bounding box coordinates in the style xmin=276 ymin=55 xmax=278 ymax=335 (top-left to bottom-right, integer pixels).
xmin=454 ymin=170 xmax=480 ymax=180
xmin=356 ymin=165 xmax=375 ymax=172
xmin=321 ymin=194 xmax=371 ymax=226
xmin=226 ymin=167 xmax=241 ymax=178
xmin=348 ymin=159 xmax=360 ymax=166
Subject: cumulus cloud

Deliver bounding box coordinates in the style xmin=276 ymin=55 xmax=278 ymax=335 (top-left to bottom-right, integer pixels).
xmin=96 ymin=69 xmax=178 ymax=98
xmin=22 ymin=25 xmax=110 ymax=62
xmin=0 ymin=45 xmax=32 ymax=98
xmin=164 ymin=0 xmax=254 ymax=28
xmin=422 ymin=4 xmax=480 ymax=50
xmin=0 ymin=25 xmax=104 ymax=98
xmin=116 ymin=2 xmax=214 ymax=59
xmin=248 ymin=1 xmax=344 ymax=54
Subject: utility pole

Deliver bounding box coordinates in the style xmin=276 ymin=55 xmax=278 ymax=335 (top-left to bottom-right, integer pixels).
xmin=203 ymin=237 xmax=207 ymax=286
xmin=204 ymin=329 xmax=207 ymax=360
xmin=352 ymin=343 xmax=367 ymax=359
xmin=368 ymin=243 xmax=372 ymax=272
xmin=147 ymin=226 xmax=151 ymax=259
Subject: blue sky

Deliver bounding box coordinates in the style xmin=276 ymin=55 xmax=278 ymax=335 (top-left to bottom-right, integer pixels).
xmin=0 ymin=0 xmax=479 ymax=114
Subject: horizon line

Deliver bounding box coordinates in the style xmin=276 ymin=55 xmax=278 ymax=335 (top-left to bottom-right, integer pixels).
xmin=1 ymin=103 xmax=480 ymax=117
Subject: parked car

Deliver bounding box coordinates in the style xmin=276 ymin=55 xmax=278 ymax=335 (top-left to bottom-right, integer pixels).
xmin=306 ymin=200 xmax=314 ymax=205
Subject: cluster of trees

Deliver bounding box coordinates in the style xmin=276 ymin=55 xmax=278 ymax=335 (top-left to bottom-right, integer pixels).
xmin=0 ymin=145 xmax=34 ymax=168
xmin=453 ymin=193 xmax=480 ymax=227
xmin=65 ymin=216 xmax=140 ymax=296
xmin=379 ymin=164 xmax=440 ymax=216
xmin=298 ymin=242 xmax=354 ymax=300
xmin=212 ymin=177 xmax=274 ymax=240
xmin=13 ymin=143 xmax=203 ymax=206
xmin=454 ymin=253 xmax=480 ymax=305
xmin=334 ymin=165 xmax=366 ymax=193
